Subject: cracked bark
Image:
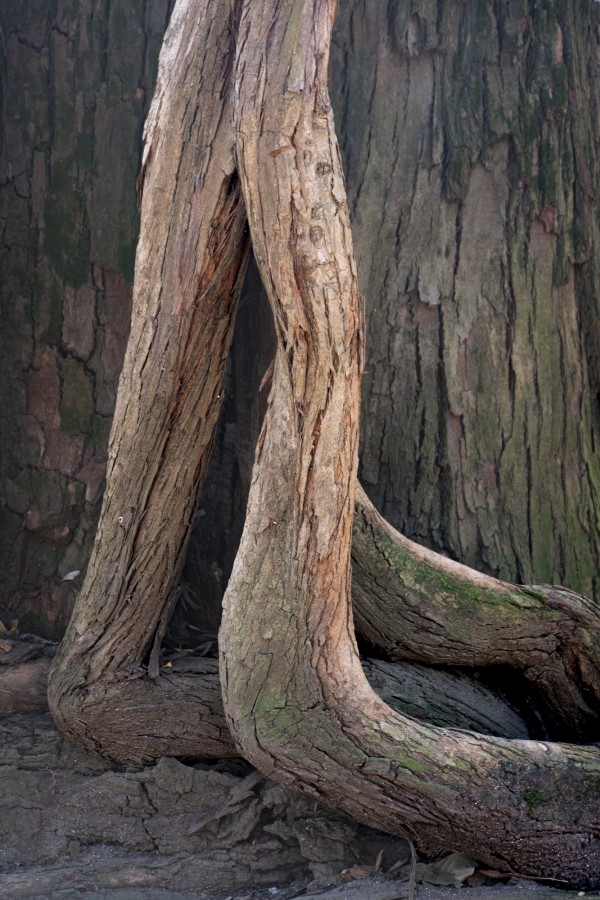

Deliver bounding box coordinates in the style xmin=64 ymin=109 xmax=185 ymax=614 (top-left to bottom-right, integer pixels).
xmin=352 ymin=485 xmax=600 ymax=742
xmin=4 ymin=1 xmax=600 ymax=642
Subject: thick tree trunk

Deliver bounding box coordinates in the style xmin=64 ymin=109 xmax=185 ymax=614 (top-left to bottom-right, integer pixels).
xmin=180 ymin=0 xmax=600 ymax=641
xmin=220 ymin=0 xmax=600 ymax=887
xmin=0 ymin=0 xmax=171 ymax=639
xmin=331 ymin=0 xmax=600 ymax=599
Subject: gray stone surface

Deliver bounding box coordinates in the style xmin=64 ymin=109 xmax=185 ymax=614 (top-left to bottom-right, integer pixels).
xmin=0 ymin=714 xmax=597 ymax=900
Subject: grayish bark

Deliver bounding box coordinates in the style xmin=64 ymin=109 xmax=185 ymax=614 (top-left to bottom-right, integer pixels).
xmin=331 ymin=0 xmax=600 ymax=598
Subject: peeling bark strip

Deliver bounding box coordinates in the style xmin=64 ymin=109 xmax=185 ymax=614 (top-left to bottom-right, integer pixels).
xmin=48 ymin=0 xmax=247 ymax=760
xmin=220 ymin=0 xmax=600 ymax=887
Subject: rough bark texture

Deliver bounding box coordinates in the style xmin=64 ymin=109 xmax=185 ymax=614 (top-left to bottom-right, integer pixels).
xmin=330 ymin=0 xmax=600 ymax=598
xmin=168 ymin=255 xmax=277 ymax=640
xmin=48 ymin=0 xmax=249 ymax=760
xmin=220 ymin=0 xmax=600 ymax=887
xmin=0 ymin=0 xmax=172 ymax=638
xmin=18 ymin=0 xmax=600 ymax=887
xmin=172 ymin=0 xmax=600 ymax=639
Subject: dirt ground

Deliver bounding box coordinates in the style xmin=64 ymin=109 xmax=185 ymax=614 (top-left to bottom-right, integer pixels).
xmin=0 ymin=713 xmax=597 ymax=900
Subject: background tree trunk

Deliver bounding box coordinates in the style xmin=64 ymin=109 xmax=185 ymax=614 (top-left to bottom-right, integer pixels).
xmin=0 ymin=0 xmax=172 ymax=638
xmin=331 ymin=0 xmax=600 ymax=597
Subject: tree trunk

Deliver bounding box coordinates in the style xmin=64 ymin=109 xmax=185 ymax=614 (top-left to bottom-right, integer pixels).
xmin=220 ymin=0 xmax=600 ymax=887
xmin=3 ymin=1 xmax=600 ymax=639
xmin=0 ymin=0 xmax=172 ymax=639
xmin=331 ymin=0 xmax=600 ymax=599
xmin=178 ymin=0 xmax=600 ymax=639
xmin=42 ymin=0 xmax=600 ymax=887
xmin=352 ymin=485 xmax=600 ymax=742
xmin=48 ymin=0 xmax=249 ymax=761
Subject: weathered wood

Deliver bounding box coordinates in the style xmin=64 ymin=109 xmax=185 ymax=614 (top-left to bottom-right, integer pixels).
xmin=45 ymin=0 xmax=600 ymax=887
xmin=9 ymin=642 xmax=528 ymax=754
xmin=362 ymin=660 xmax=528 ymax=740
xmin=47 ymin=0 xmax=248 ymax=761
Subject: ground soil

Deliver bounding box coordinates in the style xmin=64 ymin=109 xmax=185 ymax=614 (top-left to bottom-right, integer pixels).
xmin=1 ymin=712 xmax=598 ymax=900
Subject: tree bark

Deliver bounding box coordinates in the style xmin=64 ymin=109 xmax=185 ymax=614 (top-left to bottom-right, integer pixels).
xmin=48 ymin=0 xmax=249 ymax=760
xmin=0 ymin=0 xmax=171 ymax=639
xmin=4 ymin=1 xmax=600 ymax=642
xmin=331 ymin=0 xmax=600 ymax=600
xmin=8 ymin=641 xmax=529 ymax=744
xmin=219 ymin=0 xmax=600 ymax=887
xmin=46 ymin=0 xmax=600 ymax=887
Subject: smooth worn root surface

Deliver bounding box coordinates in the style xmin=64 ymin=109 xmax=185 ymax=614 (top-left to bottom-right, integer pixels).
xmin=352 ymin=485 xmax=600 ymax=741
